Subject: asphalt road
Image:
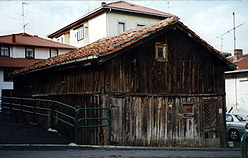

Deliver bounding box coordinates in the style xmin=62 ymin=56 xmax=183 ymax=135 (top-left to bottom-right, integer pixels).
xmin=0 ymin=148 xmax=241 ymax=158
xmin=0 ymin=113 xmax=70 ymax=144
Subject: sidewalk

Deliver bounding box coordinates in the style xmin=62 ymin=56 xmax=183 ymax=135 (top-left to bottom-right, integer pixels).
xmin=0 ymin=113 xmax=70 ymax=144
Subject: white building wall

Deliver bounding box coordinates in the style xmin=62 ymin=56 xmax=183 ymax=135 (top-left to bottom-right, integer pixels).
xmin=225 ymin=72 xmax=248 ymax=119
xmin=58 ymin=49 xmax=71 ymax=56
xmin=35 ymin=48 xmax=50 ymax=59
xmin=88 ymin=13 xmax=107 ymax=44
xmin=12 ymin=46 xmax=25 ymax=58
xmin=108 ymin=12 xmax=164 ymax=37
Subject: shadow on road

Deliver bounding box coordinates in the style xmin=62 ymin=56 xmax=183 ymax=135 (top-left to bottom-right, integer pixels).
xmin=0 ymin=113 xmax=71 ymax=144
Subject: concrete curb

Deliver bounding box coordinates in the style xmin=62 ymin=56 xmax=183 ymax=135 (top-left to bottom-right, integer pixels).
xmin=0 ymin=144 xmax=241 ymax=151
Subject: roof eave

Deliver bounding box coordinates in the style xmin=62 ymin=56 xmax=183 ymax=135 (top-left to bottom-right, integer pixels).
xmin=47 ymin=7 xmax=105 ymax=38
xmin=12 ymin=55 xmax=98 ymax=78
xmin=105 ymin=6 xmax=172 ymax=18
xmin=225 ymin=69 xmax=248 ymax=74
xmin=0 ymin=42 xmax=76 ymax=50
xmin=175 ymin=23 xmax=236 ymax=71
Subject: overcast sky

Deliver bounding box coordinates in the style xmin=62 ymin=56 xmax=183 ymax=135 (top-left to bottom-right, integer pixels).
xmin=0 ymin=0 xmax=247 ymax=55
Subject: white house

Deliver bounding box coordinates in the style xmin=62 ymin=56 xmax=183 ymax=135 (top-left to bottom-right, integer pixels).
xmin=0 ymin=33 xmax=76 ymax=111
xmin=225 ymin=49 xmax=248 ymax=119
xmin=48 ymin=1 xmax=176 ymax=48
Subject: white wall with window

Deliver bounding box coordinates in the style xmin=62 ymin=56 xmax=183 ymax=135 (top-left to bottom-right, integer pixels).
xmin=35 ymin=48 xmax=50 ymax=59
xmin=12 ymin=46 xmax=25 ymax=58
xmin=0 ymin=46 xmax=9 ymax=57
xmin=117 ymin=21 xmax=126 ymax=34
xmin=50 ymin=48 xmax=58 ymax=57
xmin=108 ymin=12 xmax=162 ymax=37
xmin=25 ymin=47 xmax=35 ymax=59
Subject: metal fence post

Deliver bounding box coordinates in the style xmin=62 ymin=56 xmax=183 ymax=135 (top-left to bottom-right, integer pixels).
xmin=9 ymin=97 xmax=12 ymax=115
xmin=20 ymin=98 xmax=22 ymax=117
xmin=50 ymin=100 xmax=55 ymax=129
xmin=241 ymin=133 xmax=248 ymax=158
xmin=108 ymin=108 xmax=112 ymax=145
xmin=74 ymin=109 xmax=78 ymax=143
xmin=33 ymin=99 xmax=37 ymax=123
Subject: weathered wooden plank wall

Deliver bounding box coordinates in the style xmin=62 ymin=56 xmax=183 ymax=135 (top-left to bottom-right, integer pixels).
xmin=12 ymin=27 xmax=227 ymax=147
xmin=110 ymin=96 xmax=203 ymax=147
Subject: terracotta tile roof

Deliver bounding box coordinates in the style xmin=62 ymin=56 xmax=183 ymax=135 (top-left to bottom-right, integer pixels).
xmin=0 ymin=33 xmax=76 ymax=49
xmin=0 ymin=57 xmax=43 ymax=68
xmin=229 ymin=54 xmax=248 ymax=70
xmin=13 ymin=17 xmax=236 ymax=76
xmin=48 ymin=1 xmax=176 ymax=38
xmin=105 ymin=1 xmax=176 ymax=18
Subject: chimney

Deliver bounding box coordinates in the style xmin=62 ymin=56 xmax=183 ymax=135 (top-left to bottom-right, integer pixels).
xmin=234 ymin=49 xmax=243 ymax=62
xmin=101 ymin=2 xmax=106 ymax=6
xmin=11 ymin=34 xmax=16 ymax=43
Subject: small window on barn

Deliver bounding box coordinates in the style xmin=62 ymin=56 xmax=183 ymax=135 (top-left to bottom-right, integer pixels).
xmin=155 ymin=42 xmax=168 ymax=62
xmin=183 ymin=104 xmax=193 ymax=113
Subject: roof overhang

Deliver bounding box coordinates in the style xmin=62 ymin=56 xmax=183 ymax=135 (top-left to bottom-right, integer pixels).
xmin=225 ymin=69 xmax=248 ymax=74
xmin=0 ymin=42 xmax=75 ymax=50
xmin=48 ymin=5 xmax=172 ymax=39
xmin=175 ymin=22 xmax=236 ymax=71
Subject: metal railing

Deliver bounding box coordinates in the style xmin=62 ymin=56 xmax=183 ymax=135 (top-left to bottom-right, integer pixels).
xmin=0 ymin=96 xmax=112 ymax=144
xmin=241 ymin=133 xmax=248 ymax=158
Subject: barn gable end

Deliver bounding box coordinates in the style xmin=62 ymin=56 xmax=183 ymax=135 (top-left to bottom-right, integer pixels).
xmin=10 ymin=18 xmax=236 ymax=147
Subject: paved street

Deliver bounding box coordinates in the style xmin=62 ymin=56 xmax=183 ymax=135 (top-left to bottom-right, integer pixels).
xmin=0 ymin=113 xmax=70 ymax=144
xmin=0 ymin=148 xmax=241 ymax=158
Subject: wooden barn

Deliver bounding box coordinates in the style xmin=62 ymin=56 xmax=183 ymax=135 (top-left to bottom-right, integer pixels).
xmin=10 ymin=17 xmax=236 ymax=147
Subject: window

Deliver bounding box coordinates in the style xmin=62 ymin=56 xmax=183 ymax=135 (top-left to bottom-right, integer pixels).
xmin=155 ymin=42 xmax=168 ymax=62
xmin=1 ymin=46 xmax=9 ymax=57
xmin=50 ymin=48 xmax=58 ymax=57
xmin=118 ymin=21 xmax=126 ymax=34
xmin=77 ymin=26 xmax=84 ymax=41
xmin=136 ymin=23 xmax=146 ymax=28
xmin=183 ymin=104 xmax=193 ymax=113
xmin=25 ymin=47 xmax=34 ymax=59
xmin=61 ymin=37 xmax=64 ymax=44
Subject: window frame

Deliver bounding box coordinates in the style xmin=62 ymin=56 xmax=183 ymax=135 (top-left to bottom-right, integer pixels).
xmin=0 ymin=45 xmax=10 ymax=57
xmin=25 ymin=47 xmax=35 ymax=59
xmin=182 ymin=103 xmax=194 ymax=114
xmin=77 ymin=26 xmax=84 ymax=41
xmin=50 ymin=48 xmax=58 ymax=58
xmin=136 ymin=23 xmax=146 ymax=28
xmin=155 ymin=42 xmax=168 ymax=62
xmin=117 ymin=20 xmax=126 ymax=34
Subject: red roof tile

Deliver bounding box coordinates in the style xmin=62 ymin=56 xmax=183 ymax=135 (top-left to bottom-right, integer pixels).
xmin=13 ymin=18 xmax=236 ymax=76
xmin=231 ymin=54 xmax=248 ymax=70
xmin=0 ymin=57 xmax=43 ymax=68
xmin=0 ymin=33 xmax=76 ymax=49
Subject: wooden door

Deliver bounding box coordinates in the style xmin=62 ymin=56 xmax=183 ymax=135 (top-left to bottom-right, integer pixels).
xmin=203 ymin=99 xmax=218 ymax=138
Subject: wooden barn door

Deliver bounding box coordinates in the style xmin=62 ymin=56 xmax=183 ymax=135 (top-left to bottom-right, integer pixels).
xmin=109 ymin=97 xmax=125 ymax=145
xmin=202 ymin=99 xmax=218 ymax=139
